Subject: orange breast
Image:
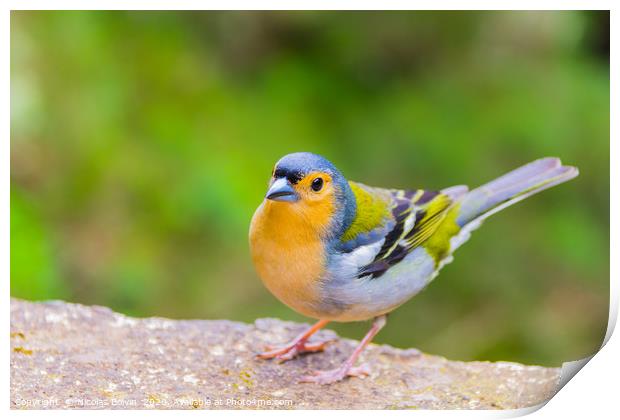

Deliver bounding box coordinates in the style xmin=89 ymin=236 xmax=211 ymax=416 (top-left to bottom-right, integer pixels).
xmin=249 ymin=200 xmax=329 ymax=319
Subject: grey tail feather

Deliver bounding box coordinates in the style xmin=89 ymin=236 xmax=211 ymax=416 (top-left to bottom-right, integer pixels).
xmin=456 ymin=157 xmax=579 ymax=228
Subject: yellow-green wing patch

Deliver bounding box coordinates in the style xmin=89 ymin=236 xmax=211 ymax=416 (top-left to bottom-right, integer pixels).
xmin=419 ymin=204 xmax=461 ymax=264
xmin=340 ymin=182 xmax=391 ymax=242
xmin=403 ymin=194 xmax=452 ymax=249
xmin=358 ymin=191 xmax=462 ymax=278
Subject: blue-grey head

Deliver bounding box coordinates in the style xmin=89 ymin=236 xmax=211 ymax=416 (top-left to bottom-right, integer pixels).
xmin=262 ymin=152 xmax=356 ymax=239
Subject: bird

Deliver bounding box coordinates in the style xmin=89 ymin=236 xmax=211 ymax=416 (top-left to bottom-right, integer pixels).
xmin=249 ymin=152 xmax=578 ymax=384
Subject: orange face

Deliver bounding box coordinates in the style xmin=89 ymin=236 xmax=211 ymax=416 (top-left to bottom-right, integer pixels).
xmin=264 ymin=170 xmax=336 ymax=235
xmin=293 ymin=171 xmax=334 ymax=203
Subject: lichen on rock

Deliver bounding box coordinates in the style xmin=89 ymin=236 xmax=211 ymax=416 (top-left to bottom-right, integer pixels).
xmin=10 ymin=298 xmax=560 ymax=410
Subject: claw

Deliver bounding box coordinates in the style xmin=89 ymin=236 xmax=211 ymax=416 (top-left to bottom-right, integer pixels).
xmin=299 ymin=339 xmax=333 ymax=353
xmin=257 ymin=319 xmax=331 ymax=362
xmin=347 ymin=363 xmax=371 ymax=378
xmin=257 ymin=339 xmax=332 ymax=362
xmin=299 ymin=363 xmax=371 ymax=385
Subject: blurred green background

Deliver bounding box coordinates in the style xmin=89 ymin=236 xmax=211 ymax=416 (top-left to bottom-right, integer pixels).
xmin=11 ymin=11 xmax=609 ymax=366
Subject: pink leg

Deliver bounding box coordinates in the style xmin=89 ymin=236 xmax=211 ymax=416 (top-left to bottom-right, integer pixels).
xmin=300 ymin=315 xmax=387 ymax=384
xmin=257 ymin=319 xmax=331 ymax=362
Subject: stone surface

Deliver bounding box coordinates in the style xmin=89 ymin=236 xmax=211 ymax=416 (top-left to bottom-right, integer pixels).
xmin=10 ymin=298 xmax=561 ymax=410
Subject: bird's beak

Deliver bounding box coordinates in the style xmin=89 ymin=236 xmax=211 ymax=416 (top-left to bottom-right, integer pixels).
xmin=266 ymin=178 xmax=299 ymax=202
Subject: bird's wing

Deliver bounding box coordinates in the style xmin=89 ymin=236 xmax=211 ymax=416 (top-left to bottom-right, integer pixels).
xmin=338 ymin=182 xmax=396 ymax=252
xmin=342 ymin=182 xmax=466 ymax=279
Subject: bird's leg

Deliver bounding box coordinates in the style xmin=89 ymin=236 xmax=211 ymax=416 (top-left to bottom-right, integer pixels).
xmin=300 ymin=314 xmax=387 ymax=384
xmin=257 ymin=319 xmax=331 ymax=362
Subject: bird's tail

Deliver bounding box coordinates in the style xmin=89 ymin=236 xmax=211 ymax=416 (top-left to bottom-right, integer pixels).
xmin=456 ymin=158 xmax=579 ymax=228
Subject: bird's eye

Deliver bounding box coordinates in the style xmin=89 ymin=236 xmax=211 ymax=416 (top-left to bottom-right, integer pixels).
xmin=311 ymin=177 xmax=324 ymax=192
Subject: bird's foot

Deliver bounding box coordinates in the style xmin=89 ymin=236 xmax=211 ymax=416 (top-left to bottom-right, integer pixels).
xmin=257 ymin=339 xmax=332 ymax=362
xmin=299 ymin=363 xmax=371 ymax=384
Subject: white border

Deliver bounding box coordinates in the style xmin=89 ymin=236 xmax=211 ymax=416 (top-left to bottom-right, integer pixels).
xmin=3 ymin=3 xmax=616 ymax=419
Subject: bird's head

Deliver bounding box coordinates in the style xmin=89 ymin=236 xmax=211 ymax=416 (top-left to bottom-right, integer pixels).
xmin=262 ymin=152 xmax=356 ymax=239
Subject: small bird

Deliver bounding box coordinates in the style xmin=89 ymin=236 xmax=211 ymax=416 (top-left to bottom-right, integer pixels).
xmin=249 ymin=152 xmax=578 ymax=384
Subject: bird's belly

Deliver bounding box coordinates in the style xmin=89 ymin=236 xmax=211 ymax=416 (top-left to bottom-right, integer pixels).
xmin=322 ymin=247 xmax=438 ymax=322
xmin=251 ymin=240 xmax=328 ymax=318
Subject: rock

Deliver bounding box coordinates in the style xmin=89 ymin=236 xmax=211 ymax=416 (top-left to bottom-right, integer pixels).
xmin=10 ymin=298 xmax=560 ymax=410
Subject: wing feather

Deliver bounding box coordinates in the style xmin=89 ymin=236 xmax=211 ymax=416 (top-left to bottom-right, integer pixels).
xmin=354 ymin=187 xmax=459 ymax=279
